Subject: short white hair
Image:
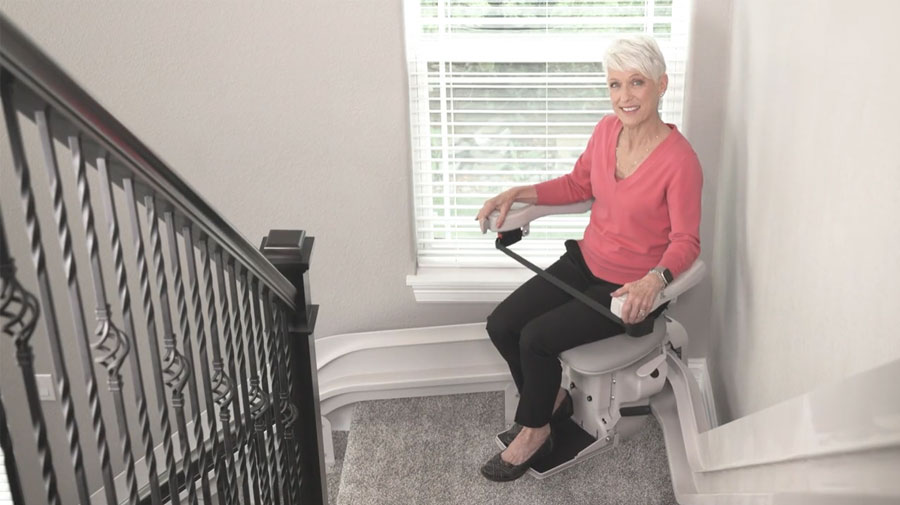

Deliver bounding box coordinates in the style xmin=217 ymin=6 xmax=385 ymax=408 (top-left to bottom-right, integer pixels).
xmin=604 ymin=35 xmax=667 ymax=82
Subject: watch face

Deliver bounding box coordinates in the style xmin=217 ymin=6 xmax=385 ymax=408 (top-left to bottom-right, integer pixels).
xmin=663 ymin=269 xmax=674 ymax=284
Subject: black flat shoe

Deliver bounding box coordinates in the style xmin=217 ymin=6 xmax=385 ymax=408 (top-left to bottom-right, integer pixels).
xmin=480 ymin=433 xmax=554 ymax=482
xmin=498 ymin=390 xmax=573 ymax=447
xmin=497 ymin=423 xmax=522 ymax=447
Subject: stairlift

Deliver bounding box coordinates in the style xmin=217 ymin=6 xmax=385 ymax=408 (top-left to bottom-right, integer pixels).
xmin=482 ymin=200 xmax=706 ymax=479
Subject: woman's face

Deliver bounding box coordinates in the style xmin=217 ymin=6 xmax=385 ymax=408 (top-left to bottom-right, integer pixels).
xmin=607 ymin=69 xmax=667 ymax=128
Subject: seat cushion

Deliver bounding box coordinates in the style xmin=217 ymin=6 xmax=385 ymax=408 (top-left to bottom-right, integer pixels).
xmin=559 ymin=316 xmax=667 ymax=375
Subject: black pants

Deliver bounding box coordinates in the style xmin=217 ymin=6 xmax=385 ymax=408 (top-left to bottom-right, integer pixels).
xmin=486 ymin=240 xmax=626 ymax=428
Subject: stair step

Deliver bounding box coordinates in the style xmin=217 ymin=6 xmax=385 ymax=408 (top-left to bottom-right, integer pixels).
xmin=335 ymin=392 xmax=676 ymax=505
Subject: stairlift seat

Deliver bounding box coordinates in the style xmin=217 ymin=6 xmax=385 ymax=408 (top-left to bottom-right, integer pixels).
xmin=560 ymin=258 xmax=706 ymax=375
xmin=483 ymin=201 xmax=706 ymax=478
xmin=559 ymin=316 xmax=666 ymax=375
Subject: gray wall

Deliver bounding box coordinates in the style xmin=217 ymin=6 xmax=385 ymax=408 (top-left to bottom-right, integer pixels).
xmin=709 ymin=0 xmax=900 ymax=421
xmin=0 ymin=0 xmax=494 ymax=343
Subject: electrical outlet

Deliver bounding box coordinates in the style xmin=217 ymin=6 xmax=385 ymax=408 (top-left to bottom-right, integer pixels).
xmin=35 ymin=374 xmax=55 ymax=401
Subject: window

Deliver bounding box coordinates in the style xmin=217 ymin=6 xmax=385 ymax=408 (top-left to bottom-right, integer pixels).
xmin=404 ymin=0 xmax=691 ymax=278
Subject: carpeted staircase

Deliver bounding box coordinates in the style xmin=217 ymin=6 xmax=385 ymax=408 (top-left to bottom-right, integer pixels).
xmin=327 ymin=392 xmax=677 ymax=505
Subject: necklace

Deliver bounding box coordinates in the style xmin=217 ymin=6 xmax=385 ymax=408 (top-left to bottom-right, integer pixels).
xmin=615 ymin=132 xmax=660 ymax=179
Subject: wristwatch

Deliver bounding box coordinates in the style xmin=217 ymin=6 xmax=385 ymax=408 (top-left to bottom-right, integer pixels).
xmin=650 ymin=266 xmax=673 ymax=288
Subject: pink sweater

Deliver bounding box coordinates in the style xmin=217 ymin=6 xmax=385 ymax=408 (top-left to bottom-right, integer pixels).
xmin=534 ymin=115 xmax=702 ymax=284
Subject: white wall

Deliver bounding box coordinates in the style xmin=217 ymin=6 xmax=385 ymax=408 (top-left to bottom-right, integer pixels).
xmin=709 ymin=0 xmax=900 ymax=422
xmin=671 ymin=0 xmax=733 ymax=361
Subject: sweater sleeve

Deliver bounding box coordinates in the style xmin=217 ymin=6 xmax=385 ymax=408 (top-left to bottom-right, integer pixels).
xmin=659 ymin=153 xmax=703 ymax=278
xmin=534 ymin=121 xmax=601 ymax=205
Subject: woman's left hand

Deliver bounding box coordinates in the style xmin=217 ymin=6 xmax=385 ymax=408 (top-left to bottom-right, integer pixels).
xmin=611 ymin=274 xmax=665 ymax=324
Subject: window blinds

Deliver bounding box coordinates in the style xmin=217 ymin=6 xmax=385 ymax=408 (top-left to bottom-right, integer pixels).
xmin=405 ymin=0 xmax=690 ymax=268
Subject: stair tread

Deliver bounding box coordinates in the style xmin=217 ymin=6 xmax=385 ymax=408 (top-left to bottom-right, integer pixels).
xmin=334 ymin=392 xmax=676 ymax=505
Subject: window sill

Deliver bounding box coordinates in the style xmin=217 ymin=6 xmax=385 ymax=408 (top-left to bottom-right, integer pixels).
xmin=406 ymin=267 xmax=533 ymax=303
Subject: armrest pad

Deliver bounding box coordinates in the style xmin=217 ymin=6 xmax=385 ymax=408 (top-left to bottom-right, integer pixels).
xmin=611 ymin=260 xmax=707 ymax=317
xmin=480 ymin=200 xmax=593 ymax=233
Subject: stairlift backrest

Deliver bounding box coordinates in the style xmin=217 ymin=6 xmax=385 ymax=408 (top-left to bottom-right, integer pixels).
xmin=481 ymin=201 xmax=706 ymax=317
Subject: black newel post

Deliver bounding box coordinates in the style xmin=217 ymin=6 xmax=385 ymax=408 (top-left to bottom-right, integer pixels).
xmin=260 ymin=230 xmax=326 ymax=505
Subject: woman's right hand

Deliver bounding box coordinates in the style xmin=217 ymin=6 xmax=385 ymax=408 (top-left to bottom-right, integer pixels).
xmin=475 ymin=186 xmax=537 ymax=231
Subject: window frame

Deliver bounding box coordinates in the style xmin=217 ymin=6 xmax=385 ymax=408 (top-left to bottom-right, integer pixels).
xmin=403 ymin=0 xmax=692 ymax=302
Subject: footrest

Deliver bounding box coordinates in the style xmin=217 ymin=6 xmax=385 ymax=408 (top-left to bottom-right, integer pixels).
xmin=532 ymin=418 xmax=596 ymax=473
xmin=492 ymin=418 xmax=606 ymax=478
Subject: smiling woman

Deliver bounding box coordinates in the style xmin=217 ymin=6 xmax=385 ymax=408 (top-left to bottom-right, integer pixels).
xmin=605 ymin=37 xmax=672 ymax=180
xmin=474 ymin=35 xmax=702 ymax=482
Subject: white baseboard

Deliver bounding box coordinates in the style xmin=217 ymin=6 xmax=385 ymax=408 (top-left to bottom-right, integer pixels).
xmin=316 ymin=323 xmax=513 ymax=432
xmin=316 ymin=323 xmax=514 ymax=464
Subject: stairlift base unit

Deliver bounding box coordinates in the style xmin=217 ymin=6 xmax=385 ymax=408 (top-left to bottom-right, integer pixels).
xmin=485 ymin=202 xmax=705 ymax=479
xmin=495 ymin=339 xmax=669 ymax=479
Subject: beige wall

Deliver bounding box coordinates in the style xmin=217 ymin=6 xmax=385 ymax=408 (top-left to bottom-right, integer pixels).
xmin=709 ymin=0 xmax=900 ymax=421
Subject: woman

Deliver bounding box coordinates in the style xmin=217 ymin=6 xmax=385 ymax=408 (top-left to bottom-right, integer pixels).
xmin=475 ymin=35 xmax=702 ymax=482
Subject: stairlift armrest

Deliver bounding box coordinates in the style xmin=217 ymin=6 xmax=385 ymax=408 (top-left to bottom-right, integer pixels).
xmin=611 ymin=260 xmax=707 ymax=317
xmin=480 ymin=200 xmax=594 ymax=234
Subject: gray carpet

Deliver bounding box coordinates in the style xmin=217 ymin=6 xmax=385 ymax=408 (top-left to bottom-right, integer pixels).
xmin=335 ymin=392 xmax=676 ymax=505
